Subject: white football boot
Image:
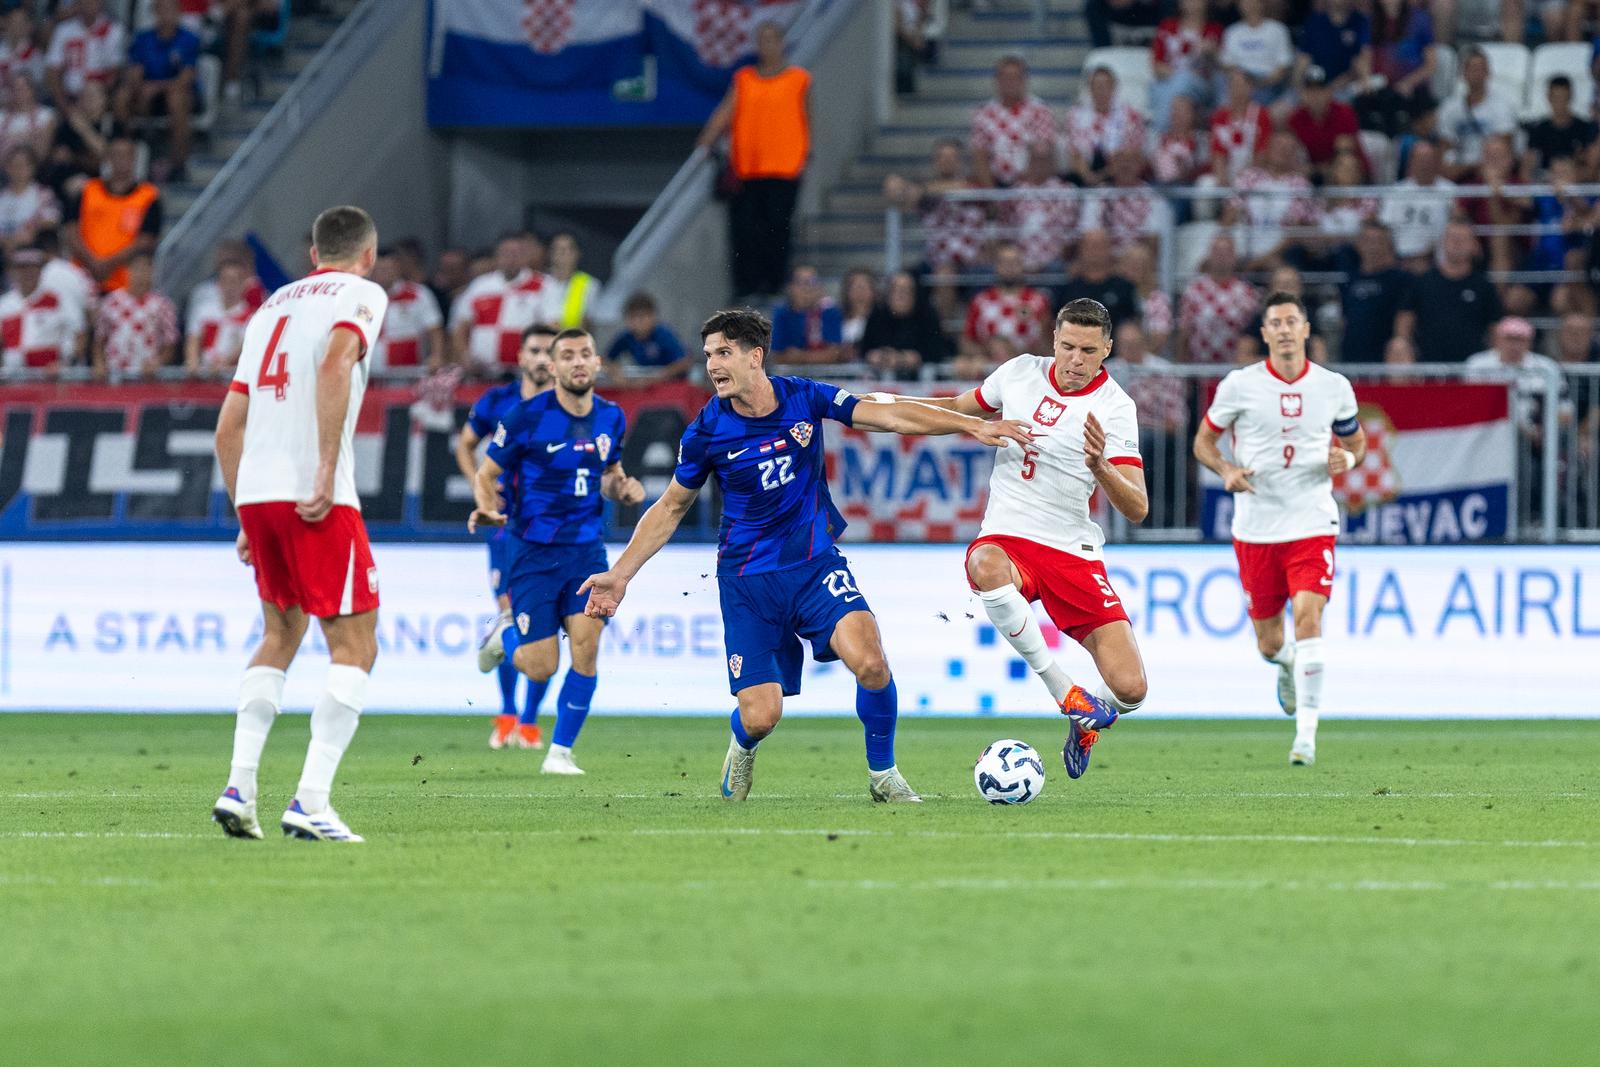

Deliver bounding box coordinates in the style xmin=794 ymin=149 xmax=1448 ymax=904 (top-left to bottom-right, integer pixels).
xmin=212 ymin=787 xmax=263 ymax=840
xmin=477 ymin=613 xmax=511 ymax=673
xmin=720 ymin=736 xmax=755 ymax=801
xmin=1289 ymin=738 xmax=1316 ymax=766
xmin=281 ymin=800 xmax=365 ymax=842
xmin=540 ymin=745 xmax=585 ymax=775
xmin=868 ymin=766 xmax=923 ymax=803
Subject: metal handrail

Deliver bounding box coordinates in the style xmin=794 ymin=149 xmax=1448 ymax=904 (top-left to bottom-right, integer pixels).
xmin=933 ymin=181 xmax=1600 ymax=202
xmin=153 ymin=0 xmax=407 ymax=295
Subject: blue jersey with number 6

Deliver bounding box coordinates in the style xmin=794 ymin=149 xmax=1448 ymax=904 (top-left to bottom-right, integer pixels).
xmin=486 ymin=391 xmax=626 ymax=545
xmin=674 ymin=375 xmax=857 ymax=577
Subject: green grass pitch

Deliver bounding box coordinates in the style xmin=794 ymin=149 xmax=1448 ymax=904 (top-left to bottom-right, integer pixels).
xmin=2 ymin=713 xmax=1597 ymax=1065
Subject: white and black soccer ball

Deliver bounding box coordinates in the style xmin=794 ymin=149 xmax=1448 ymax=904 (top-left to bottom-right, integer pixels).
xmin=973 ymin=739 xmax=1045 ymax=805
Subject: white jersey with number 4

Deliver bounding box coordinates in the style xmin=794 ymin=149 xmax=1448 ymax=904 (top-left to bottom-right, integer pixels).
xmin=231 ymin=269 xmax=389 ymax=509
xmin=975 ymin=355 xmax=1143 ymax=561
xmin=1203 ymin=360 xmax=1359 ymax=544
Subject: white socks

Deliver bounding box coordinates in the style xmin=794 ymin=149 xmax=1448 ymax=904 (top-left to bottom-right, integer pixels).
xmin=978 ymin=585 xmax=1074 ymax=703
xmin=1294 ymin=638 xmax=1325 ymax=746
xmin=1267 ymin=642 xmax=1295 ymax=668
xmin=227 ymin=666 xmax=285 ymax=803
xmin=296 ymin=664 xmax=368 ymax=814
xmin=1094 ymin=682 xmax=1144 ymax=715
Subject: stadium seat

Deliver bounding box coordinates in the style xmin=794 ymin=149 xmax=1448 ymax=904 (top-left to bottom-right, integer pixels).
xmin=1172 ymin=220 xmax=1220 ymax=280
xmin=194 ymin=55 xmax=222 ymax=133
xmin=1472 ymin=42 xmax=1532 ymax=110
xmin=1358 ymin=130 xmax=1396 ymax=183
xmin=1523 ymin=43 xmax=1596 ymax=120
xmin=1081 ymin=47 xmax=1154 ymax=116
xmin=1430 ymin=45 xmax=1458 ymax=104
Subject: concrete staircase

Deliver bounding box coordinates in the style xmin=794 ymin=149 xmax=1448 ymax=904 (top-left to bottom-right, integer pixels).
xmin=160 ymin=1 xmax=358 ymax=231
xmin=796 ymin=3 xmax=1091 ymax=281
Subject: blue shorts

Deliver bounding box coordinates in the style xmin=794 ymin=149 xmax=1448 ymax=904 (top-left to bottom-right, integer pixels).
xmin=504 ymin=536 xmax=608 ymax=643
xmin=487 ymin=529 xmax=511 ymax=598
xmin=717 ymin=549 xmax=872 ymax=696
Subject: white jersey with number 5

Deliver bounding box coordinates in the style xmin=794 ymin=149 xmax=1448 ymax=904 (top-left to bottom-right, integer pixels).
xmin=1203 ymin=360 xmax=1359 ymax=543
xmin=975 ymin=355 xmax=1143 ymax=561
xmin=231 ymin=268 xmax=388 ymax=508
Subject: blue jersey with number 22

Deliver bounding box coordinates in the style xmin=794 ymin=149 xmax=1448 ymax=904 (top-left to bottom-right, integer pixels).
xmin=674 ymin=375 xmax=857 ymax=577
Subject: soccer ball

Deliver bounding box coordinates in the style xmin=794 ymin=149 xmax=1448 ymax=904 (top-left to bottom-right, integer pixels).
xmin=973 ymin=739 xmax=1045 ymax=805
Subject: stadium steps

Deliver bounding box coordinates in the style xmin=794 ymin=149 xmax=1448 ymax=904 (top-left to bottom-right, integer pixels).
xmin=160 ymin=4 xmax=357 ymax=234
xmin=794 ymin=7 xmax=1090 ymax=283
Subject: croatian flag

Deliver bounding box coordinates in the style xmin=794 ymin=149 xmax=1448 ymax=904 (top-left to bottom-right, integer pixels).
xmin=1202 ymin=382 xmax=1516 ymax=544
xmin=427 ymin=0 xmax=807 ymax=128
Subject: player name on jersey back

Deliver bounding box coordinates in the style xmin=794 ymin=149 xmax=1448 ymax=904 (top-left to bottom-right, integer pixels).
xmin=1203 ymin=360 xmax=1360 ymax=544
xmin=976 ymin=355 xmax=1143 ymax=560
xmin=231 ymin=269 xmax=388 ymax=508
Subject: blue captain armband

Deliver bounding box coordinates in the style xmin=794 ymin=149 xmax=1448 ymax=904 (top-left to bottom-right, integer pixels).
xmin=1331 ymin=415 xmax=1360 ymax=437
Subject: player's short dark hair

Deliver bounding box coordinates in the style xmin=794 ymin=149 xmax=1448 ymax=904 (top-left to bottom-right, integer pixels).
xmin=1262 ymin=290 xmax=1307 ymax=317
xmin=520 ymin=322 xmax=557 ymax=344
xmin=1550 ymin=74 xmax=1573 ymax=93
xmin=701 ymin=308 xmax=771 ymax=357
xmin=552 ymin=327 xmax=592 ymax=348
xmin=623 ymin=292 xmax=658 ymax=316
xmin=1055 ymin=298 xmax=1112 ymax=337
xmin=312 ymin=205 xmax=376 ymax=264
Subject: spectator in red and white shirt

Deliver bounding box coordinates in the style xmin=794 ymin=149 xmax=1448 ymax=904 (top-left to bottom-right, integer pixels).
xmin=962 ymin=240 xmax=1051 ymax=364
xmin=183 ymin=257 xmax=251 ymax=378
xmin=0 ymin=74 xmax=58 ymax=164
xmin=0 ymin=146 xmax=60 ymax=255
xmin=0 ymin=245 xmax=82 ymax=375
xmin=45 ymin=0 xmax=125 ymax=107
xmin=1119 ymin=242 xmax=1173 ymax=354
xmin=37 ymin=228 xmax=95 ymax=333
xmin=1063 ymin=65 xmax=1145 ymax=185
xmin=1084 ymin=146 xmax=1172 ymax=254
xmin=0 ymin=9 xmax=43 ymax=94
xmin=189 ymin=238 xmax=267 ymax=319
xmin=449 ymin=233 xmax=557 ymax=371
xmin=1208 ymin=67 xmax=1272 ymax=183
xmin=370 ymin=245 xmax=444 ymax=372
xmin=970 ymin=54 xmax=1059 ymax=188
xmin=1151 ymin=0 xmax=1223 ymax=131
xmin=93 ymin=249 xmax=177 ymax=380
xmin=1224 ymin=131 xmax=1321 ymax=266
xmin=1151 ymin=94 xmax=1207 ymax=185
xmin=1178 ymin=233 xmax=1260 ymax=364
xmin=1007 ymin=142 xmax=1078 ymax=272
xmin=884 ymin=138 xmax=988 ymax=276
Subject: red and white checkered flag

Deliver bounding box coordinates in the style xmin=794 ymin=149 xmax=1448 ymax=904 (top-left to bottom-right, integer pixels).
xmin=1335 ymin=404 xmax=1402 ymax=511
xmin=523 ymin=0 xmax=575 ymax=55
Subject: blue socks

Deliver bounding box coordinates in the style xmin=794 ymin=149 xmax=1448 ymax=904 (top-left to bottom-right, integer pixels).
xmin=519 ymin=677 xmax=548 ymax=725
xmin=496 ymin=662 xmax=519 ymax=717
xmin=500 ymin=622 xmax=524 ymax=662
xmin=550 ymin=670 xmax=597 ymax=749
xmin=856 ymin=678 xmax=898 ymax=772
xmin=730 ymin=708 xmax=758 ymax=750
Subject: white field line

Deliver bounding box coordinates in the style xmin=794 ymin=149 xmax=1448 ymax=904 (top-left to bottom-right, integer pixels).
xmin=8 ymin=790 xmax=1588 ymax=802
xmin=783 ymin=877 xmax=1600 ymax=893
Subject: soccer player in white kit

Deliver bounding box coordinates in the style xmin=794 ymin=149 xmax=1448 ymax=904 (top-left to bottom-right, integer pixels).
xmin=896 ymin=299 xmax=1150 ymax=778
xmin=210 ymin=206 xmax=390 ymax=842
xmin=1193 ymin=291 xmax=1366 ymax=766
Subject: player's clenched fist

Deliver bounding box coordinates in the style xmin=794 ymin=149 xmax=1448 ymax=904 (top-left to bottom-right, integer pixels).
xmin=235 ymin=530 xmax=252 ymax=566
xmin=1223 ymin=466 xmax=1256 ymax=493
xmin=579 ymin=571 xmax=627 ymax=618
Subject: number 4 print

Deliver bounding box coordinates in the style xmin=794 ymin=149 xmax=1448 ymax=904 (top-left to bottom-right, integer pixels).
xmin=256 ymin=315 xmax=290 ymax=400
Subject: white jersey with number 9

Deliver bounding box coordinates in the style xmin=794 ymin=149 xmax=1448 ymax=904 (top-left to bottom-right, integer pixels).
xmin=230 ymin=269 xmax=388 ymax=508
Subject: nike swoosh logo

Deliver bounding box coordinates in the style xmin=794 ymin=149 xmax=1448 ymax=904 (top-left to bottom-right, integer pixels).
xmin=843 ymin=595 xmax=862 ymax=603
xmin=1319 ymin=578 xmax=1333 ymax=586
xmin=1008 ymin=625 xmax=1025 ymax=637
xmin=727 ymin=448 xmax=750 ymax=459
xmin=1102 ymin=599 xmax=1119 ymax=607
xmin=721 ymin=766 xmax=733 ymax=797
xmin=545 ymin=443 xmax=565 ymax=452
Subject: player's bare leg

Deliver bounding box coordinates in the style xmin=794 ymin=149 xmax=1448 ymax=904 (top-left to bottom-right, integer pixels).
xmin=723 ymin=683 xmax=782 ymax=801
xmin=1285 ymin=592 xmax=1328 ymax=765
xmin=1251 ymin=611 xmax=1298 ymax=717
xmin=533 ymin=614 xmax=603 ymax=775
xmin=966 ymin=544 xmax=1077 ymax=705
xmin=282 ymin=610 xmax=377 ymax=843
xmin=830 ymin=610 xmax=920 ymax=803
xmin=213 ymin=601 xmax=306 ymax=840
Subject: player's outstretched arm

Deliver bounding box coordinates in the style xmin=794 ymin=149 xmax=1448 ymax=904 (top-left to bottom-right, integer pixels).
xmin=1084 ymin=412 xmax=1148 ymax=524
xmin=468 ymin=456 xmax=507 ymax=533
xmin=862 ymin=388 xmax=986 ymax=415
xmin=852 ymin=396 xmax=1032 ymax=448
xmin=579 ymin=478 xmax=699 ymax=618
xmin=298 ymin=328 xmax=363 ymax=523
xmin=1193 ymin=420 xmax=1255 ymax=494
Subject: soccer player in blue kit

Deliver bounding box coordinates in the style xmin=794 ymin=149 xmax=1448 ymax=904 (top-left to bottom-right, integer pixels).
xmin=580 ymin=309 xmax=1032 ymax=802
xmin=469 ymin=328 xmax=646 ymax=775
xmin=455 ymin=322 xmax=558 ymax=750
